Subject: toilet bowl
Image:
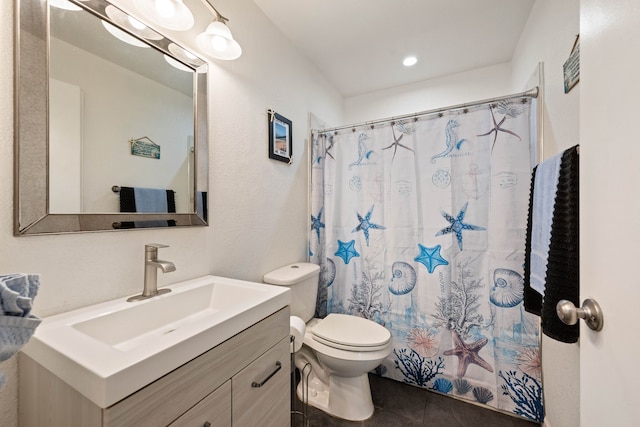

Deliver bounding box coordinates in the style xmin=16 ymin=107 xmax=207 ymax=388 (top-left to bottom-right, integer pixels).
xmin=263 ymin=263 xmax=392 ymax=421
xmin=296 ymin=315 xmax=391 ymax=420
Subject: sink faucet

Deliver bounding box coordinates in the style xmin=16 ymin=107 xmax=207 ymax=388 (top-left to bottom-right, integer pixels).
xmin=127 ymin=244 xmax=176 ymax=302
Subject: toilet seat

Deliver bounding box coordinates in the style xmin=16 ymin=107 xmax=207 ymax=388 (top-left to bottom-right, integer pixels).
xmin=311 ymin=314 xmax=391 ymax=352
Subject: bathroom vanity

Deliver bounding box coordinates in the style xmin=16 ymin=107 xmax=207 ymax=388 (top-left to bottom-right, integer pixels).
xmin=18 ymin=276 xmax=291 ymax=427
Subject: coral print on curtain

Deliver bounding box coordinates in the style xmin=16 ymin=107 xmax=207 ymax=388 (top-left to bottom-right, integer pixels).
xmin=310 ymin=98 xmax=543 ymax=422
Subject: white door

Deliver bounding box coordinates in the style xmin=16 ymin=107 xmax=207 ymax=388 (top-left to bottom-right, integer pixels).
xmin=580 ymin=1 xmax=640 ymax=425
xmin=49 ymin=78 xmax=83 ymax=213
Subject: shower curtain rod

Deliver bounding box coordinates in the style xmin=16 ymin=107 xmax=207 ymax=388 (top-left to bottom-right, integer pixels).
xmin=313 ymin=87 xmax=539 ymax=134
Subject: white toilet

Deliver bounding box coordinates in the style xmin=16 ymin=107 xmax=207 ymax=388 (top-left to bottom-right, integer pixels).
xmin=264 ymin=262 xmax=392 ymax=421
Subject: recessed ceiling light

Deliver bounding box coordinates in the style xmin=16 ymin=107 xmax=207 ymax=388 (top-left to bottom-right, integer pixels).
xmin=403 ymin=56 xmax=418 ymax=67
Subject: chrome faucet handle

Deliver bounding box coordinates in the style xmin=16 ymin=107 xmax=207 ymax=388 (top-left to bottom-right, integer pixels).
xmin=145 ymin=244 xmax=169 ymax=259
xmin=145 ymin=243 xmax=169 ymax=250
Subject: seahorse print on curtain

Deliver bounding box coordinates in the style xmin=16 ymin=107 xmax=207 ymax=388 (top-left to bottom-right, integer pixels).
xmin=310 ymin=98 xmax=543 ymax=422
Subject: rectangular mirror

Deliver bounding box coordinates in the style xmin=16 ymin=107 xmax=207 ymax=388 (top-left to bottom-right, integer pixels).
xmin=15 ymin=0 xmax=209 ymax=235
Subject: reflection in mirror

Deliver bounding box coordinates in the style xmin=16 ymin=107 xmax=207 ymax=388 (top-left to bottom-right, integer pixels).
xmin=50 ymin=2 xmax=194 ymax=214
xmin=15 ymin=0 xmax=209 ymax=235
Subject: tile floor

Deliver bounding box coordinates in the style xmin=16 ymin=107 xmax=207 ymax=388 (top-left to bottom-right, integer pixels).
xmin=293 ymin=374 xmax=540 ymax=427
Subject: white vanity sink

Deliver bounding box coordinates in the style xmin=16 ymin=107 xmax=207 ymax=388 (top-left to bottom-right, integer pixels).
xmin=22 ymin=276 xmax=290 ymax=408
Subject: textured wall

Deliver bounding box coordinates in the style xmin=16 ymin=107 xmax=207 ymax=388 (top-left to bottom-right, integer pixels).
xmin=511 ymin=1 xmax=580 ymax=427
xmin=344 ymin=62 xmax=512 ymax=124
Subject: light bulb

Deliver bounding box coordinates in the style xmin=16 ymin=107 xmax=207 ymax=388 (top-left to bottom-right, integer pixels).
xmin=183 ymin=50 xmax=197 ymax=60
xmin=403 ymin=56 xmax=418 ymax=67
xmin=155 ymin=0 xmax=175 ymax=18
xmin=211 ymin=35 xmax=228 ymax=52
xmin=134 ymin=0 xmax=194 ymax=31
xmin=50 ymin=0 xmax=82 ymax=11
xmin=128 ymin=16 xmax=147 ymax=30
xmin=102 ymin=21 xmax=149 ymax=48
xmin=196 ymin=20 xmax=242 ymax=60
xmin=164 ymin=55 xmax=192 ymax=72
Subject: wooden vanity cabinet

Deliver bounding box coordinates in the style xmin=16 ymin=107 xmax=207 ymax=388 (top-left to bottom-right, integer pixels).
xmin=19 ymin=307 xmax=291 ymax=427
xmin=168 ymin=380 xmax=231 ymax=427
xmin=232 ymin=337 xmax=290 ymax=427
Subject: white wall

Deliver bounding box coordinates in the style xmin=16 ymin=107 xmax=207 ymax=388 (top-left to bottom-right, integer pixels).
xmin=0 ymin=0 xmax=343 ymax=425
xmin=511 ymin=0 xmax=580 ymax=157
xmin=344 ymin=62 xmax=512 ymax=124
xmin=510 ymin=2 xmax=580 ymax=427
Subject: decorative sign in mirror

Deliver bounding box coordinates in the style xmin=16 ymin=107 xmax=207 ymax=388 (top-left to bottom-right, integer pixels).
xmin=15 ymin=0 xmax=209 ymax=235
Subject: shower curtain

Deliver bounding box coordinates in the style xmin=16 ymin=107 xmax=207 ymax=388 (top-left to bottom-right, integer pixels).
xmin=310 ymin=97 xmax=543 ymax=422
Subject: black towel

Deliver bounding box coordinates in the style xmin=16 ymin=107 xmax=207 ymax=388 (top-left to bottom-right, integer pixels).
xmin=523 ymin=166 xmax=543 ymax=316
xmin=197 ymin=191 xmax=208 ymax=221
xmin=523 ymin=145 xmax=579 ymax=343
xmin=166 ymin=190 xmax=176 ymax=213
xmin=119 ymin=186 xmax=137 ymax=213
xmin=542 ymin=146 xmax=579 ymax=343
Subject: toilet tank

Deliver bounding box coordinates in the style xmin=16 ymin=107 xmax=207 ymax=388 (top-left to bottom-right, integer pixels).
xmin=263 ymin=263 xmax=320 ymax=322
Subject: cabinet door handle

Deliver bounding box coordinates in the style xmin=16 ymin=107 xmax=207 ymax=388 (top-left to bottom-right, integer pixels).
xmin=251 ymin=361 xmax=282 ymax=388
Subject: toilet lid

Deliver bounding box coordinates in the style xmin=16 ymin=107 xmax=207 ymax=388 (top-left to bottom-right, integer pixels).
xmin=312 ymin=314 xmax=391 ymax=351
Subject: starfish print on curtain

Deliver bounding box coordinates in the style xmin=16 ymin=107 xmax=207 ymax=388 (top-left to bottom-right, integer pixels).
xmin=382 ymin=123 xmax=415 ymax=161
xmin=324 ymin=132 xmax=335 ymax=160
xmin=436 ymin=202 xmax=486 ymax=250
xmin=334 ymin=239 xmax=359 ymax=264
xmin=443 ymin=331 xmax=494 ymax=377
xmin=476 ymin=107 xmax=522 ymax=151
xmin=414 ymin=244 xmax=449 ymax=274
xmin=352 ymin=205 xmax=386 ymax=246
xmin=311 ymin=206 xmax=325 ymax=241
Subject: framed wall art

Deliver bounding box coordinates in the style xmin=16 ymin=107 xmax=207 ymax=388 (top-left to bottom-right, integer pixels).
xmin=268 ymin=110 xmax=292 ymax=164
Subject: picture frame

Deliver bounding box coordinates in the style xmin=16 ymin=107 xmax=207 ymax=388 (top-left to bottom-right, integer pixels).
xmin=268 ymin=111 xmax=292 ymax=163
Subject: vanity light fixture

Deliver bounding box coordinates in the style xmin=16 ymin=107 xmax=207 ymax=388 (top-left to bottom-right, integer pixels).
xmin=105 ymin=5 xmax=163 ymax=41
xmin=49 ymin=0 xmax=82 ymax=11
xmin=132 ymin=0 xmax=195 ymax=31
xmin=196 ymin=3 xmax=242 ymax=60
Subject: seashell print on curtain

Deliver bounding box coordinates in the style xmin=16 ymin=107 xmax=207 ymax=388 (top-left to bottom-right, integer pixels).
xmin=310 ymin=97 xmax=543 ymax=422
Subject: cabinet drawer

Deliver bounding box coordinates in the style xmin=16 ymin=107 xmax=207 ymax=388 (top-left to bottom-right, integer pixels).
xmin=168 ymin=381 xmax=231 ymax=427
xmin=232 ymin=337 xmax=290 ymax=427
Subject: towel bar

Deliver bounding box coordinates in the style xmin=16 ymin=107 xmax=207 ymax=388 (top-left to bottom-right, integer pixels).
xmin=112 ymin=186 xmax=176 ymax=193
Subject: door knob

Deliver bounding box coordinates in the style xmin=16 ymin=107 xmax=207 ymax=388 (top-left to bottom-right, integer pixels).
xmin=556 ymin=299 xmax=604 ymax=331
